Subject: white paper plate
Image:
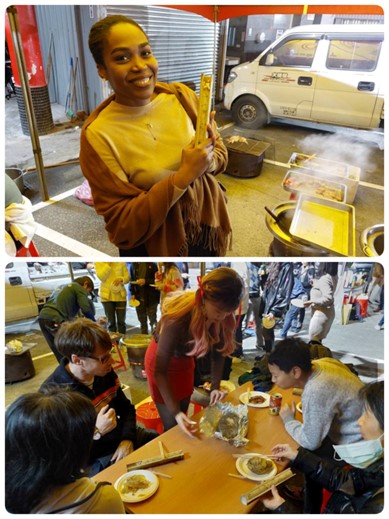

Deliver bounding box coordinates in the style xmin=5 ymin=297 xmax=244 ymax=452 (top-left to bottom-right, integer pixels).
xmin=296 ymin=401 xmax=303 ymax=414
xmin=290 ymin=298 xmax=305 ymax=308
xmin=114 ymin=470 xmax=159 ymax=503
xmin=220 ymin=380 xmax=236 ymax=393
xmin=110 ymin=283 xmax=123 ymax=294
xmin=236 ymin=454 xmax=277 ymax=481
xmin=239 ymin=391 xmax=270 ymax=408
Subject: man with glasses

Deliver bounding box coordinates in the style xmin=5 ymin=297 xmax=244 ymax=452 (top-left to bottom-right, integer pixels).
xmin=40 ymin=317 xmax=158 ymax=475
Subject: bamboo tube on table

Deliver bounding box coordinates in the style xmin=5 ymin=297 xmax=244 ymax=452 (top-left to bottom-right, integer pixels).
xmin=240 ymin=468 xmax=295 ymax=506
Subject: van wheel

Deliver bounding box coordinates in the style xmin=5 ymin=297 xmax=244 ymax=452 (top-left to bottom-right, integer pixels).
xmin=231 ymin=95 xmax=269 ymax=129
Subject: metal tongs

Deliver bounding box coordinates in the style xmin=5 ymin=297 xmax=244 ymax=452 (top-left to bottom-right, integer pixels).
xmin=264 ymin=206 xmax=294 ymax=238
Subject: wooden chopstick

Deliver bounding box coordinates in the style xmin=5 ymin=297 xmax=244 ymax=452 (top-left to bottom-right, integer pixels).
xmin=232 ymin=453 xmax=280 ymax=459
xmin=228 ymin=473 xmax=247 ymax=480
xmin=151 ymin=470 xmax=173 ymax=479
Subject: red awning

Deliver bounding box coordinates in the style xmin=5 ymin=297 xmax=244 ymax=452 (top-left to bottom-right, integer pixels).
xmin=161 ymin=4 xmax=384 ymax=23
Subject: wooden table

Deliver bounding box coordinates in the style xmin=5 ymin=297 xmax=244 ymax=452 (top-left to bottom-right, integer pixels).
xmin=94 ymin=382 xmax=301 ymax=514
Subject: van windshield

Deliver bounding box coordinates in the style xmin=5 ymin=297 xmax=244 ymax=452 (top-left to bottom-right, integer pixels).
xmin=264 ymin=37 xmax=319 ymax=67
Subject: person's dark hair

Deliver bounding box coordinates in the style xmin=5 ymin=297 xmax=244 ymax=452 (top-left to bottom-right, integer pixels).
xmin=359 ymin=380 xmax=384 ymax=431
xmin=5 ymin=388 xmax=96 ymax=513
xmin=55 ymin=317 xmax=112 ymax=359
xmin=268 ymin=338 xmax=312 ymax=373
xmin=89 ymin=14 xmax=147 ymax=65
xmin=202 ymin=266 xmax=244 ymax=312
xmin=74 ymin=275 xmax=94 ymax=291
xmin=316 ymin=262 xmax=338 ymax=278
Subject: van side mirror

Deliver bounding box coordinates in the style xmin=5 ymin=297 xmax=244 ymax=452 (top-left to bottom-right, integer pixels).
xmin=265 ymin=52 xmax=275 ymax=66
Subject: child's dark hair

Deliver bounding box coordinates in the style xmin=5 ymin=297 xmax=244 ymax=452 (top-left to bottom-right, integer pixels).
xmin=268 ymin=338 xmax=312 ymax=373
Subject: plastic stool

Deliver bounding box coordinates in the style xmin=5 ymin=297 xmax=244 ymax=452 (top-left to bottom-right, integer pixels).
xmin=357 ymin=298 xmax=369 ymax=318
xmin=135 ymin=398 xmax=164 ymax=434
xmin=16 ymin=240 xmax=40 ymax=257
xmin=111 ymin=340 xmax=127 ymax=371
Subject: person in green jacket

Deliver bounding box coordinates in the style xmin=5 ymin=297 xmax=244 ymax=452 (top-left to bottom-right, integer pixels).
xmin=38 ymin=276 xmax=95 ymax=362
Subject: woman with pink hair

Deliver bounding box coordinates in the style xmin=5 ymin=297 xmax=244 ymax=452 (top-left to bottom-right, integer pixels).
xmin=144 ymin=267 xmax=244 ymax=437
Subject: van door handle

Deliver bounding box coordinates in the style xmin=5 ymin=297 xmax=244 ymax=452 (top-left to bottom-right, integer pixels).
xmin=9 ymin=276 xmax=23 ymax=286
xmin=298 ymin=76 xmax=313 ymax=86
xmin=358 ymin=81 xmax=375 ymax=92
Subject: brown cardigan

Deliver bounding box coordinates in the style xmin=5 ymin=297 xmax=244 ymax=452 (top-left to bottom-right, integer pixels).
xmin=79 ymin=82 xmax=232 ymax=256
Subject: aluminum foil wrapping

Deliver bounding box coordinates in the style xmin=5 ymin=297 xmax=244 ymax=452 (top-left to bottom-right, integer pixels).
xmin=200 ymin=402 xmax=249 ymax=447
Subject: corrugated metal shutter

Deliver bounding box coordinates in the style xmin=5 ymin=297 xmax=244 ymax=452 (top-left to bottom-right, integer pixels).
xmin=333 ymin=14 xmax=384 ymax=24
xmin=104 ymin=5 xmax=219 ymax=93
xmin=35 ymin=5 xmax=81 ymax=106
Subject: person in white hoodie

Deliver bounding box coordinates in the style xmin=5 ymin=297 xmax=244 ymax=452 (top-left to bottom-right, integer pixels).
xmin=95 ymin=262 xmax=130 ymax=334
xmin=5 ymin=173 xmax=37 ymax=256
xmin=306 ymin=262 xmax=338 ymax=344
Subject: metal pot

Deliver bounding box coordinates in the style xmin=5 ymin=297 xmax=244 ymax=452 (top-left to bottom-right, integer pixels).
xmin=265 ymin=201 xmax=330 ymax=257
xmin=6 ymin=168 xmax=25 ymax=193
xmin=120 ymin=334 xmax=152 ymax=379
xmin=360 ymin=224 xmax=384 ymax=256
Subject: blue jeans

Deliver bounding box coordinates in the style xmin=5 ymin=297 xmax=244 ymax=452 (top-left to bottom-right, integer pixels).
xmin=281 ymin=304 xmax=301 ymax=337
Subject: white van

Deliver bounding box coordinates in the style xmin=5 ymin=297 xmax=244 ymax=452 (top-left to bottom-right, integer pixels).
xmin=5 ymin=262 xmax=99 ymax=324
xmin=223 ymin=24 xmax=384 ymax=130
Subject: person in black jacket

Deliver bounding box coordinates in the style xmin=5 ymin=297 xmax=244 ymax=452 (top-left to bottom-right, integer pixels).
xmin=259 ymin=262 xmax=294 ymax=352
xmin=259 ymin=380 xmax=384 ymax=514
xmin=129 ymin=262 xmax=160 ymax=334
xmin=40 ymin=317 xmax=158 ymax=476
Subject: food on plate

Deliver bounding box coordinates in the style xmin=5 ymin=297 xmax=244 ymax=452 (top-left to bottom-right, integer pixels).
xmin=119 ymin=474 xmax=151 ymax=495
xmin=249 ymin=394 xmax=266 ymax=405
xmin=202 ymin=381 xmax=212 ymax=391
xmin=7 ymin=339 xmax=23 ymax=352
xmin=218 ymin=412 xmax=240 ymax=439
xmin=247 ymin=456 xmax=274 ymax=475
xmin=283 ymin=174 xmax=344 ymax=202
xmin=202 ymin=381 xmax=232 ymax=392
xmin=225 ymin=135 xmax=248 ymax=144
xmin=289 ymin=153 xmax=347 ymax=177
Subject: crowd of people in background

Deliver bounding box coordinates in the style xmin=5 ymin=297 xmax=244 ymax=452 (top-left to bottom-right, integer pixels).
xmin=35 ymin=261 xmax=384 ymax=366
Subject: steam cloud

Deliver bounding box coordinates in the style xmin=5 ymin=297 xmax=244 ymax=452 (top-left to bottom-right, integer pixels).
xmin=296 ymin=133 xmax=376 ymax=179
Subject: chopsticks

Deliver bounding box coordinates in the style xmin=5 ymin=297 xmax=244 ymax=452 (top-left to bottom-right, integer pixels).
xmin=228 ymin=473 xmax=247 ymax=480
xmin=145 ymin=443 xmax=172 ymax=478
xmin=232 ymin=453 xmax=280 ymax=459
xmin=151 ymin=470 xmax=173 ymax=479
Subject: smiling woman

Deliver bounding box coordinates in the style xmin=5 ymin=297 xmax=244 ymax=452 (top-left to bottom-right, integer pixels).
xmin=80 ymin=14 xmax=232 ymax=257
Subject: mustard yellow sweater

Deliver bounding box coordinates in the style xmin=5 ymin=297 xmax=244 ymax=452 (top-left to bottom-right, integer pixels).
xmin=80 ymin=82 xmax=231 ymax=256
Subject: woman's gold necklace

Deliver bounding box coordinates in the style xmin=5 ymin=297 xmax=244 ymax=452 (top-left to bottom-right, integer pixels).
xmin=146 ymin=123 xmax=156 ymax=140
